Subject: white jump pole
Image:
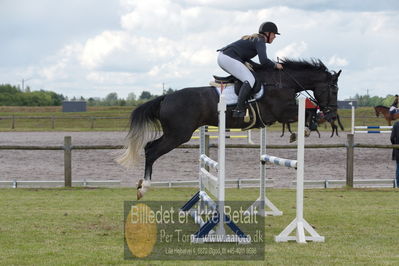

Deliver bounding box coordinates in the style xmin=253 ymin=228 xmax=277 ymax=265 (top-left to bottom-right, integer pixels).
xmin=275 ymin=97 xmax=325 ymax=243
xmin=216 ymin=93 xmax=226 ymax=237
xmin=247 ymin=130 xmax=255 ymax=144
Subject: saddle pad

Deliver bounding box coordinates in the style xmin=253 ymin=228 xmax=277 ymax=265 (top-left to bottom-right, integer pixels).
xmin=211 ymin=83 xmax=264 ymax=106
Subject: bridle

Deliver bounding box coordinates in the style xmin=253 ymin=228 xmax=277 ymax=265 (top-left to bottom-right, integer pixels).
xmin=280 ymin=69 xmax=338 ymax=121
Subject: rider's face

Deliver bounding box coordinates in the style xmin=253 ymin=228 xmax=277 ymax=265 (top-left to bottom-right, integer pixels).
xmin=266 ymin=32 xmax=276 ymax=43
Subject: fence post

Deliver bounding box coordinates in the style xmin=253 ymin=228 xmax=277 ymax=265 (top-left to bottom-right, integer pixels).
xmin=351 ymin=105 xmax=355 ymax=134
xmin=64 ymin=136 xmax=72 ymax=187
xmin=11 ymin=115 xmax=15 ymax=129
xmin=90 ymin=117 xmax=95 ymax=129
xmin=346 ymin=134 xmax=354 ymax=187
xmin=51 ymin=116 xmax=55 ymax=129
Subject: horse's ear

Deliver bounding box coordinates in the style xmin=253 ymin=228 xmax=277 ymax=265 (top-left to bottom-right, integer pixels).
xmin=336 ymin=70 xmax=342 ymax=77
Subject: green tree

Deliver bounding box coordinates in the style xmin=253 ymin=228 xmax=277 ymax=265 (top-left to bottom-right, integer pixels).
xmin=0 ymin=84 xmax=65 ymax=106
xmin=127 ymin=92 xmax=136 ymax=101
xmin=165 ymin=88 xmax=175 ymax=94
xmin=104 ymin=92 xmax=119 ymax=106
xmin=126 ymin=92 xmax=137 ymax=106
xmin=139 ymin=91 xmax=153 ymax=100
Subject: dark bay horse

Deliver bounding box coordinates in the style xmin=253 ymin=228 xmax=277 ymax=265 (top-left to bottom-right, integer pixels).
xmin=374 ymin=105 xmax=399 ymax=126
xmin=317 ymin=113 xmax=344 ymax=137
xmin=118 ymin=59 xmax=341 ymax=199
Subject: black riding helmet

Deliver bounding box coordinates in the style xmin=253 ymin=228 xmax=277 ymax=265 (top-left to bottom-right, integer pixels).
xmin=259 ymin=22 xmax=280 ymax=35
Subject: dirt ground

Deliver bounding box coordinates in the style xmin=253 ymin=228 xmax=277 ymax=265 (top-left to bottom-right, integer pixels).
xmin=0 ymin=129 xmax=395 ymax=187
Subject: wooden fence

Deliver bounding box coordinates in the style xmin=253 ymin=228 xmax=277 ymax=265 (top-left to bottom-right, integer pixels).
xmin=0 ymin=135 xmax=398 ymax=188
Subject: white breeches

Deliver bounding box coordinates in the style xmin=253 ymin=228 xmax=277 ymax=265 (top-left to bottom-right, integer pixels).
xmin=217 ymin=52 xmax=255 ymax=87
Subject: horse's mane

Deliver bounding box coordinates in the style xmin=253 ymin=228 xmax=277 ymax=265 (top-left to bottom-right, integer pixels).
xmin=280 ymin=58 xmax=328 ymax=72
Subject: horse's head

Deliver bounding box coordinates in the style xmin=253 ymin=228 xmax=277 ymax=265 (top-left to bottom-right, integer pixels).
xmin=313 ymin=69 xmax=341 ymax=123
xmin=276 ymin=59 xmax=341 ymax=123
xmin=374 ymin=106 xmax=381 ymax=117
xmin=374 ymin=106 xmax=380 ymax=117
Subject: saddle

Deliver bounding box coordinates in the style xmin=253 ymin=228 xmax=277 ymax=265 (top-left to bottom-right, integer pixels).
xmin=212 ymin=74 xmax=264 ymax=96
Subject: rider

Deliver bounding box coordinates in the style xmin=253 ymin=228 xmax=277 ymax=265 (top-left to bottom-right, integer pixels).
xmin=217 ymin=21 xmax=284 ymax=118
xmin=390 ymin=94 xmax=399 ymax=119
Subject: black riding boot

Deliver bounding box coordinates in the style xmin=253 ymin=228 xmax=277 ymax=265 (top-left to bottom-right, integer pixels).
xmin=232 ymin=81 xmax=252 ymax=118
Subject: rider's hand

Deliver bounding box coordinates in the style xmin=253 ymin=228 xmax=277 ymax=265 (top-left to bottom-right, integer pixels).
xmin=275 ymin=63 xmax=283 ymax=70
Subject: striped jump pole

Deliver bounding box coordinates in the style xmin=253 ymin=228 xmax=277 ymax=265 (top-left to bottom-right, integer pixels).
xmin=354 ymin=126 xmax=392 ymax=134
xmin=352 ymin=105 xmax=393 ymax=134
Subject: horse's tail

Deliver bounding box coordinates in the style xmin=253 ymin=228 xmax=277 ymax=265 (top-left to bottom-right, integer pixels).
xmin=337 ymin=114 xmax=344 ymax=131
xmin=117 ymin=96 xmax=165 ymax=168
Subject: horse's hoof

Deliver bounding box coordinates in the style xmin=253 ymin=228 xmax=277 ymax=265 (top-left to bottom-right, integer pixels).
xmin=137 ymin=179 xmax=144 ymax=200
xmin=137 ymin=179 xmax=143 ymax=189
xmin=289 ymin=133 xmax=297 ymax=143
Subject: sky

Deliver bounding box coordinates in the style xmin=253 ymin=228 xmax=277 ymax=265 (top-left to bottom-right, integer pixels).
xmin=1 ymin=0 xmax=399 ymax=100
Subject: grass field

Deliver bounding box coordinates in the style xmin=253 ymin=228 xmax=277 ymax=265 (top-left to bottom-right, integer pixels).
xmin=0 ymin=105 xmax=390 ymax=132
xmin=0 ymin=106 xmax=132 ymax=131
xmin=1 ymin=187 xmax=398 ymax=265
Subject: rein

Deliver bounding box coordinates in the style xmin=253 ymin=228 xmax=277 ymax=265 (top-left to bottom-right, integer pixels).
xmin=280 ymin=69 xmax=318 ymax=103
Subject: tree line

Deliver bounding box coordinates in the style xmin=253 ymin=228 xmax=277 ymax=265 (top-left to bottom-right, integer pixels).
xmin=0 ymin=84 xmax=65 ymax=106
xmin=85 ymin=88 xmax=175 ymax=106
xmin=351 ymin=94 xmax=397 ymax=107
xmin=0 ymin=84 xmax=175 ymax=106
xmin=0 ymin=83 xmax=397 ymax=107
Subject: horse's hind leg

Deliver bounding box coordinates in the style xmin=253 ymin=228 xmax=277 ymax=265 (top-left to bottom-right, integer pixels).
xmin=335 ymin=126 xmax=339 ymax=136
xmin=137 ymin=133 xmax=191 ymax=199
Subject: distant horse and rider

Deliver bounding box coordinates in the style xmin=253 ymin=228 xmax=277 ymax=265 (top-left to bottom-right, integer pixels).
xmin=374 ymin=105 xmax=399 ymax=126
xmin=118 ymin=58 xmax=341 ymax=199
xmin=281 ymin=97 xmax=344 ymax=141
xmin=281 ymin=112 xmax=344 ymax=141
